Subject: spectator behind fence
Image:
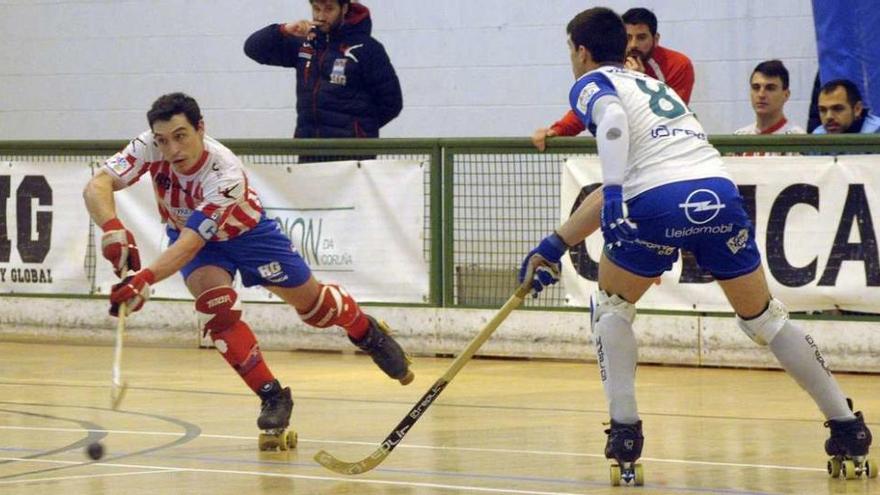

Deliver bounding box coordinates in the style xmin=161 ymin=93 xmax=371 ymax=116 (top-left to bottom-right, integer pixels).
xmin=244 ymin=0 xmax=403 ymax=162
xmin=532 ymin=7 xmax=695 ymax=151
xmin=813 ymin=79 xmax=880 ymax=134
xmin=734 ymin=60 xmax=804 ymax=135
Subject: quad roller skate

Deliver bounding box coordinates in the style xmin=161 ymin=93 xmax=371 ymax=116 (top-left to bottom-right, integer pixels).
xmin=350 ymin=316 xmax=414 ymax=385
xmin=825 ymin=399 xmax=876 ymax=480
xmin=257 ymin=380 xmax=297 ymax=451
xmin=604 ymin=419 xmax=644 ymax=486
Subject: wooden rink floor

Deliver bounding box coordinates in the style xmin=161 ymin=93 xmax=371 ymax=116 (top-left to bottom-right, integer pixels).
xmin=0 ymin=341 xmax=877 ymax=495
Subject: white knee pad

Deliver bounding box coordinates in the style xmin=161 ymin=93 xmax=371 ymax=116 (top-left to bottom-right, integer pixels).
xmin=736 ymin=298 xmax=788 ymax=345
xmin=590 ymin=290 xmax=636 ymax=333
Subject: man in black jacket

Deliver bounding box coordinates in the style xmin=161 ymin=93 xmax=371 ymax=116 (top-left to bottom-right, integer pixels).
xmin=245 ymin=0 xmax=402 ymax=161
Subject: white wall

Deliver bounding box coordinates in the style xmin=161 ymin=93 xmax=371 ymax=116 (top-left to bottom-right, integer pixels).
xmin=0 ymin=0 xmax=817 ymax=140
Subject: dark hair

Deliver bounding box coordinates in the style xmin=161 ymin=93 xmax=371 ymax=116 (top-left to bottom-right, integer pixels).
xmin=820 ymin=79 xmax=863 ymax=106
xmin=147 ymin=92 xmax=203 ymax=129
xmin=622 ymin=8 xmax=658 ymax=36
xmin=309 ymin=0 xmax=350 ymax=6
xmin=752 ymin=59 xmax=790 ymax=90
xmin=567 ymin=7 xmax=627 ymax=64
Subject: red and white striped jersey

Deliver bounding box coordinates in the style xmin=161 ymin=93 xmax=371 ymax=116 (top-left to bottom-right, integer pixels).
xmin=102 ymin=131 xmax=263 ymax=241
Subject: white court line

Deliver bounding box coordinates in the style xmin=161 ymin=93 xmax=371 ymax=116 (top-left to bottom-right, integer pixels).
xmin=0 ymin=425 xmax=826 ymax=473
xmin=0 ymin=456 xmax=584 ymax=495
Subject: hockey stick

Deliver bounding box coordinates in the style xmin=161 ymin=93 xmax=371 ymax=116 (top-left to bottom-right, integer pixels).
xmin=110 ymin=270 xmax=130 ymax=410
xmin=314 ymin=271 xmax=539 ymax=475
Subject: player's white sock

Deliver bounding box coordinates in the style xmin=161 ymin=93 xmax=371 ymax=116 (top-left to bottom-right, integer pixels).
xmin=594 ymin=314 xmax=640 ymax=424
xmin=768 ymin=321 xmax=854 ymax=421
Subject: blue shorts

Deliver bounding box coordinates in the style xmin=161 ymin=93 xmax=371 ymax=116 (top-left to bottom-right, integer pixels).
xmin=606 ymin=177 xmax=762 ymax=280
xmin=168 ymin=216 xmax=312 ymax=288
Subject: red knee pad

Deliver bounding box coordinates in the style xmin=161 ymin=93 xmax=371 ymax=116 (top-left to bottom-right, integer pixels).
xmin=195 ymin=286 xmax=242 ymax=335
xmin=196 ymin=286 xmax=271 ymax=386
xmin=299 ymin=284 xmax=363 ymax=328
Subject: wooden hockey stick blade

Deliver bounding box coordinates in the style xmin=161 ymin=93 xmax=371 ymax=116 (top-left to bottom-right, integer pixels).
xmin=110 ymin=381 xmax=129 ymax=410
xmin=314 ymin=281 xmax=532 ymax=475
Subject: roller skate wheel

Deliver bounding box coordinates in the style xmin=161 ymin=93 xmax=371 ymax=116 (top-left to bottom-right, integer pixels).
xmin=633 ymin=463 xmax=644 ymax=486
xmin=609 ymin=464 xmax=621 ymax=486
xmin=285 ymin=429 xmax=298 ymax=449
xmin=866 ymin=458 xmax=878 ymax=479
xmin=399 ymin=370 xmax=415 ymax=386
xmin=828 ymin=458 xmax=841 ymax=478
xmin=258 ymin=432 xmax=278 ymax=451
xmin=258 ymin=429 xmax=297 ymax=452
xmin=842 ymin=460 xmax=857 ymax=480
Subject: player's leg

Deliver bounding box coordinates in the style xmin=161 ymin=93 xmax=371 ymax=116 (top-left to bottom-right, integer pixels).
xmin=232 ymin=217 xmax=412 ymax=384
xmin=183 ymin=265 xmax=292 ymax=442
xmin=717 ymin=268 xmax=872 ymax=468
xmin=689 ymin=174 xmax=872 ymax=472
xmin=267 ymin=279 xmax=413 ymax=385
xmin=594 ymin=253 xmax=654 ymax=470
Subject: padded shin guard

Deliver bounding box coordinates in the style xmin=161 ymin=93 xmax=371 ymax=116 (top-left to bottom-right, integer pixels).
xmin=769 ymin=321 xmax=853 ymax=420
xmin=195 ymin=287 xmax=275 ymax=394
xmin=591 ymin=291 xmax=639 ymax=424
xmin=298 ymin=284 xmax=369 ymax=339
xmin=210 ymin=320 xmax=275 ymax=394
xmin=594 ymin=315 xmax=640 ymax=424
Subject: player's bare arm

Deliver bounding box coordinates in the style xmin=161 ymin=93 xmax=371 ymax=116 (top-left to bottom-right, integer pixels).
xmin=556 ymin=185 xmax=603 ymax=245
xmin=145 ymin=228 xmax=206 ymax=283
xmin=83 ymin=169 xmax=121 ymax=226
xmin=84 ymin=169 xmax=142 ymax=278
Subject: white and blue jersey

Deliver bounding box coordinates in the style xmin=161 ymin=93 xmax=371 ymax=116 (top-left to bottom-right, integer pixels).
xmin=570 ymin=65 xmax=729 ymax=200
xmin=571 ymin=65 xmax=761 ymax=279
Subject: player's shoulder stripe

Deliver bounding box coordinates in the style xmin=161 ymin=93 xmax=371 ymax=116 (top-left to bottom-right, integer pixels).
xmin=569 ymin=69 xmax=618 ymax=127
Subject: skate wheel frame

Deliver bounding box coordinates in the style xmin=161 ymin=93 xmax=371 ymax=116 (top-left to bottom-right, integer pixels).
xmin=259 ymin=429 xmax=298 ymax=451
xmin=609 ymin=462 xmax=643 ymax=486
xmin=827 ymin=455 xmax=877 ymax=480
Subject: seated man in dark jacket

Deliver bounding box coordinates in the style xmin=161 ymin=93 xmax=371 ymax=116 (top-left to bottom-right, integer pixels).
xmin=245 ymin=0 xmax=403 ymax=162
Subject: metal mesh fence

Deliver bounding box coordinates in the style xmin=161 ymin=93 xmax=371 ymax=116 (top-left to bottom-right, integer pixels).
xmin=450 ymin=151 xmax=594 ymax=308
xmin=5 ymin=136 xmax=880 ymax=309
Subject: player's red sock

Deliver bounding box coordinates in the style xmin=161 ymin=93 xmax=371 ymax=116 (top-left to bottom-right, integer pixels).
xmin=210 ymin=320 xmax=275 ymax=394
xmin=299 ymin=284 xmax=370 ymax=340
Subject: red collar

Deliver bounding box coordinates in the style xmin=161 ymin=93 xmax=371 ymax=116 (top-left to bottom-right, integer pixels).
xmin=174 ymin=150 xmax=209 ymax=176
xmin=759 ymin=117 xmax=788 ymax=135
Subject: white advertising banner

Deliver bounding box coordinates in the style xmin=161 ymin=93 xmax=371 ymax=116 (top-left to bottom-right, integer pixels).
xmin=98 ymin=159 xmax=429 ymax=304
xmin=561 ymin=155 xmax=880 ymax=312
xmin=0 ymin=161 xmax=93 ymax=294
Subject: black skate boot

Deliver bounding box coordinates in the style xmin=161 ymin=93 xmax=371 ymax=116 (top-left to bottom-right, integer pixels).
xmin=256 ymin=379 xmax=297 ymax=451
xmin=604 ymin=419 xmax=644 ymax=486
xmin=825 ymin=399 xmax=876 ymax=479
xmin=349 ymin=316 xmax=414 ymax=385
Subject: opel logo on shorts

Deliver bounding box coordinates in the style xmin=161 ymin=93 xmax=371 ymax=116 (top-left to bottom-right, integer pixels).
xmin=679 ymin=188 xmax=725 ymax=225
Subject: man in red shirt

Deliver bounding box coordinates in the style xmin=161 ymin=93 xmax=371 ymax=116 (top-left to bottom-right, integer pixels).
xmin=532 ymin=8 xmax=695 ymax=150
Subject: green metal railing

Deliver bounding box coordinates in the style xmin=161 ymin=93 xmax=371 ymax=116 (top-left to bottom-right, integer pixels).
xmin=3 ymin=135 xmax=879 ymax=309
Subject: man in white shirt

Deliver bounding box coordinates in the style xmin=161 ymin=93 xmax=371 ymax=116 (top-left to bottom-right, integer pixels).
xmin=734 ymin=60 xmax=805 ymax=135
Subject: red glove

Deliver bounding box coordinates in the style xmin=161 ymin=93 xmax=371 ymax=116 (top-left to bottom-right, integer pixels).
xmin=110 ymin=269 xmax=156 ymax=317
xmin=101 ymin=218 xmax=141 ymax=278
